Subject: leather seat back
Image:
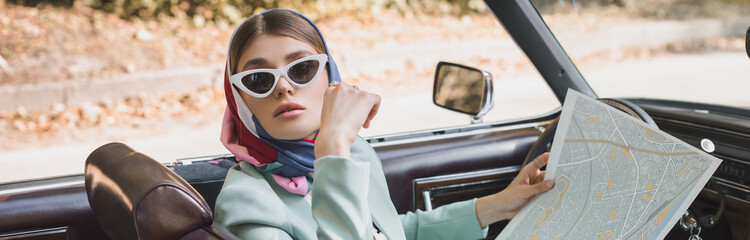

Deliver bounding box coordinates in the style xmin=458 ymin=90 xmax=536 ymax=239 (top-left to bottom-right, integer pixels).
xmin=84 ymin=142 xmax=235 ymax=240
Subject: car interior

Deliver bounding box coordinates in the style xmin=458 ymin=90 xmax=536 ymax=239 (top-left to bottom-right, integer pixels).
xmin=84 ymin=142 xmax=236 ymax=240
xmin=0 ymin=1 xmax=749 ymax=240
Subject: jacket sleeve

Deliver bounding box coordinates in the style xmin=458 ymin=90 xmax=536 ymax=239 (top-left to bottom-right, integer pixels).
xmin=214 ymin=164 xmax=295 ymax=240
xmin=311 ymin=155 xmax=374 ymax=240
xmin=399 ymin=199 xmax=488 ymax=240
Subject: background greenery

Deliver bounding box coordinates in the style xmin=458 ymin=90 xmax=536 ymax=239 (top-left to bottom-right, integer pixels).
xmin=6 ymin=0 xmax=749 ymax=24
xmin=4 ymin=0 xmax=493 ymax=22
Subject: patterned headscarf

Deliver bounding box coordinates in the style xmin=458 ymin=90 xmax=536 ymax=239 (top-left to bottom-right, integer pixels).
xmin=220 ymin=9 xmax=342 ymax=196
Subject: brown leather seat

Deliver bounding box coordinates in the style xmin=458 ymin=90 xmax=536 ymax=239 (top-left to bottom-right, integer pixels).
xmin=84 ymin=142 xmax=238 ymax=240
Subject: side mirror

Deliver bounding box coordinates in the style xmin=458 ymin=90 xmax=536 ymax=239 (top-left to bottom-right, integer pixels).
xmin=433 ymin=62 xmax=494 ymax=123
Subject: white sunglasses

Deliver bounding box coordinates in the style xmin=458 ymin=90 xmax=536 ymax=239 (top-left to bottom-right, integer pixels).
xmin=230 ymin=54 xmax=328 ymax=98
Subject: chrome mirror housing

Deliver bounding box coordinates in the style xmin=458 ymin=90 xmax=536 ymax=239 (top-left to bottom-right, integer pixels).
xmin=432 ymin=62 xmax=494 ymax=123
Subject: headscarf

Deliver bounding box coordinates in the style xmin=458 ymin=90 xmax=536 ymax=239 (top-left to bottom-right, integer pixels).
xmin=220 ymin=9 xmax=342 ymax=196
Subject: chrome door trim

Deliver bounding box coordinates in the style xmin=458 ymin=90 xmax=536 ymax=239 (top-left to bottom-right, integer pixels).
xmin=0 ymin=177 xmax=84 ymax=196
xmin=369 ymin=122 xmax=549 ymax=148
xmin=414 ymin=165 xmax=522 ymax=183
xmin=0 ymin=226 xmax=68 ymax=238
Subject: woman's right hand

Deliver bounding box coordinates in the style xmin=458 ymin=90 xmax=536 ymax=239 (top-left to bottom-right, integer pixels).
xmin=475 ymin=153 xmax=554 ymax=226
xmin=315 ymin=82 xmax=381 ymax=159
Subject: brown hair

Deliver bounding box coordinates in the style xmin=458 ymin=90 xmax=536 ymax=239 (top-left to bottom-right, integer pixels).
xmin=229 ymin=10 xmax=326 ymax=74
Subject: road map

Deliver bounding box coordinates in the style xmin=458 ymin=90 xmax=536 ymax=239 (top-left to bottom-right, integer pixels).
xmin=497 ymin=90 xmax=721 ymax=240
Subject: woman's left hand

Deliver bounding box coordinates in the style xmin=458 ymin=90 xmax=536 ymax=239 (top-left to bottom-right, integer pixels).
xmin=315 ymin=82 xmax=381 ymax=159
xmin=475 ymin=153 xmax=554 ymax=227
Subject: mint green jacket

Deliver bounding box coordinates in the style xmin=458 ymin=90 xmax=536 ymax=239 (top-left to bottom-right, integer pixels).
xmin=214 ymin=137 xmax=487 ymax=240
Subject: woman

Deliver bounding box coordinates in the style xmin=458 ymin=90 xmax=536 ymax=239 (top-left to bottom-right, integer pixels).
xmin=215 ymin=8 xmax=554 ymax=240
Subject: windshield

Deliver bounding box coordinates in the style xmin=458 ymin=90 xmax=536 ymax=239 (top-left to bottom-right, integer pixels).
xmin=530 ymin=0 xmax=750 ymax=109
xmin=0 ymin=2 xmax=560 ymax=184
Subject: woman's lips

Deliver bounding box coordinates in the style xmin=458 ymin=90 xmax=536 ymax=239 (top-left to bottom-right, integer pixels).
xmin=273 ymin=102 xmax=306 ymax=118
xmin=276 ymin=109 xmax=305 ymax=118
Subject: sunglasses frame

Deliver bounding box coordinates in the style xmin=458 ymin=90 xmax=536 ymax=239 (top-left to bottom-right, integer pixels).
xmin=230 ymin=54 xmax=329 ymax=98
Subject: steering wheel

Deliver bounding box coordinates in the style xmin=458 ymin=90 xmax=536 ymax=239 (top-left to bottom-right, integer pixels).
xmin=522 ymin=98 xmax=658 ymax=167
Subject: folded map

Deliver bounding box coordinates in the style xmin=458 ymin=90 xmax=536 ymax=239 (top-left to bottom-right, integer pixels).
xmin=497 ymin=89 xmax=722 ymax=240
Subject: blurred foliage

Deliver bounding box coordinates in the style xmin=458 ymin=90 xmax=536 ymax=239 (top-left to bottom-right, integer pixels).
xmin=5 ymin=0 xmax=491 ymax=23
xmin=7 ymin=0 xmax=749 ymax=23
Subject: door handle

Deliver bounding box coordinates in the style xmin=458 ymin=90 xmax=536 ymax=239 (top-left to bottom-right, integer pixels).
xmin=422 ymin=190 xmax=433 ymax=211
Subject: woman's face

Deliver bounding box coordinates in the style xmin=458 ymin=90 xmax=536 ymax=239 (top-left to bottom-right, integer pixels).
xmin=235 ymin=33 xmax=328 ymax=140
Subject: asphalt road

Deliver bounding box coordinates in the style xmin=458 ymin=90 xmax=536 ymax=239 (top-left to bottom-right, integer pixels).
xmin=1 ymin=51 xmax=748 ymax=184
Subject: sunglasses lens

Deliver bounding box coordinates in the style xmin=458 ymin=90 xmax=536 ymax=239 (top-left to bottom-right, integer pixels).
xmin=288 ymin=60 xmax=320 ymax=84
xmin=241 ymin=72 xmax=276 ymax=94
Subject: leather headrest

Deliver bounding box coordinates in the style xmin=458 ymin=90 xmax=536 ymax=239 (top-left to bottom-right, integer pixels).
xmin=84 ymin=142 xmax=213 ymax=240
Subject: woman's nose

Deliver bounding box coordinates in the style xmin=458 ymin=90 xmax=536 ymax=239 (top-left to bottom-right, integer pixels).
xmin=274 ymin=76 xmax=295 ymax=97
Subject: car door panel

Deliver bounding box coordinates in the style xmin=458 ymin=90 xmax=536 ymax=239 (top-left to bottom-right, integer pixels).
xmin=0 ymin=178 xmax=109 ymax=240
xmin=372 ymin=123 xmax=546 ymax=214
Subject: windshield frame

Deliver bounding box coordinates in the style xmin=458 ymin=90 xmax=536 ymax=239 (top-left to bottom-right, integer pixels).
xmin=484 ymin=0 xmax=597 ymax=103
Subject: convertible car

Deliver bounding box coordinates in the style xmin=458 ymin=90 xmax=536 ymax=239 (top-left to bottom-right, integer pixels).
xmin=1 ymin=0 xmax=748 ymax=239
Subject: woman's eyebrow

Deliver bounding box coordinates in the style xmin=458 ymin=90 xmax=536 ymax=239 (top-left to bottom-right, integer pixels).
xmin=285 ymin=50 xmax=315 ymax=62
xmin=241 ymin=50 xmax=316 ymax=71
xmin=241 ymin=58 xmax=269 ymax=71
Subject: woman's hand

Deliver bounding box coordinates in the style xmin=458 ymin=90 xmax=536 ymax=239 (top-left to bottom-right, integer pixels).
xmin=475 ymin=153 xmax=554 ymax=227
xmin=315 ymin=82 xmax=381 ymax=159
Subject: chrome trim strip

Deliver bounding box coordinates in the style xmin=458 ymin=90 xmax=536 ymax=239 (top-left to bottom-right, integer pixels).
xmin=413 ymin=165 xmax=522 ymax=210
xmin=713 ymin=177 xmax=750 ymax=191
xmin=0 ymin=180 xmax=84 ymax=196
xmin=370 ymin=122 xmax=548 ymax=148
xmin=0 ymin=226 xmax=68 ymax=238
xmin=712 ymin=177 xmax=750 ymax=204
xmin=414 ymin=165 xmax=522 ymax=183
xmin=365 ymin=109 xmax=560 ymax=144
xmin=713 ymin=153 xmax=750 ymax=167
